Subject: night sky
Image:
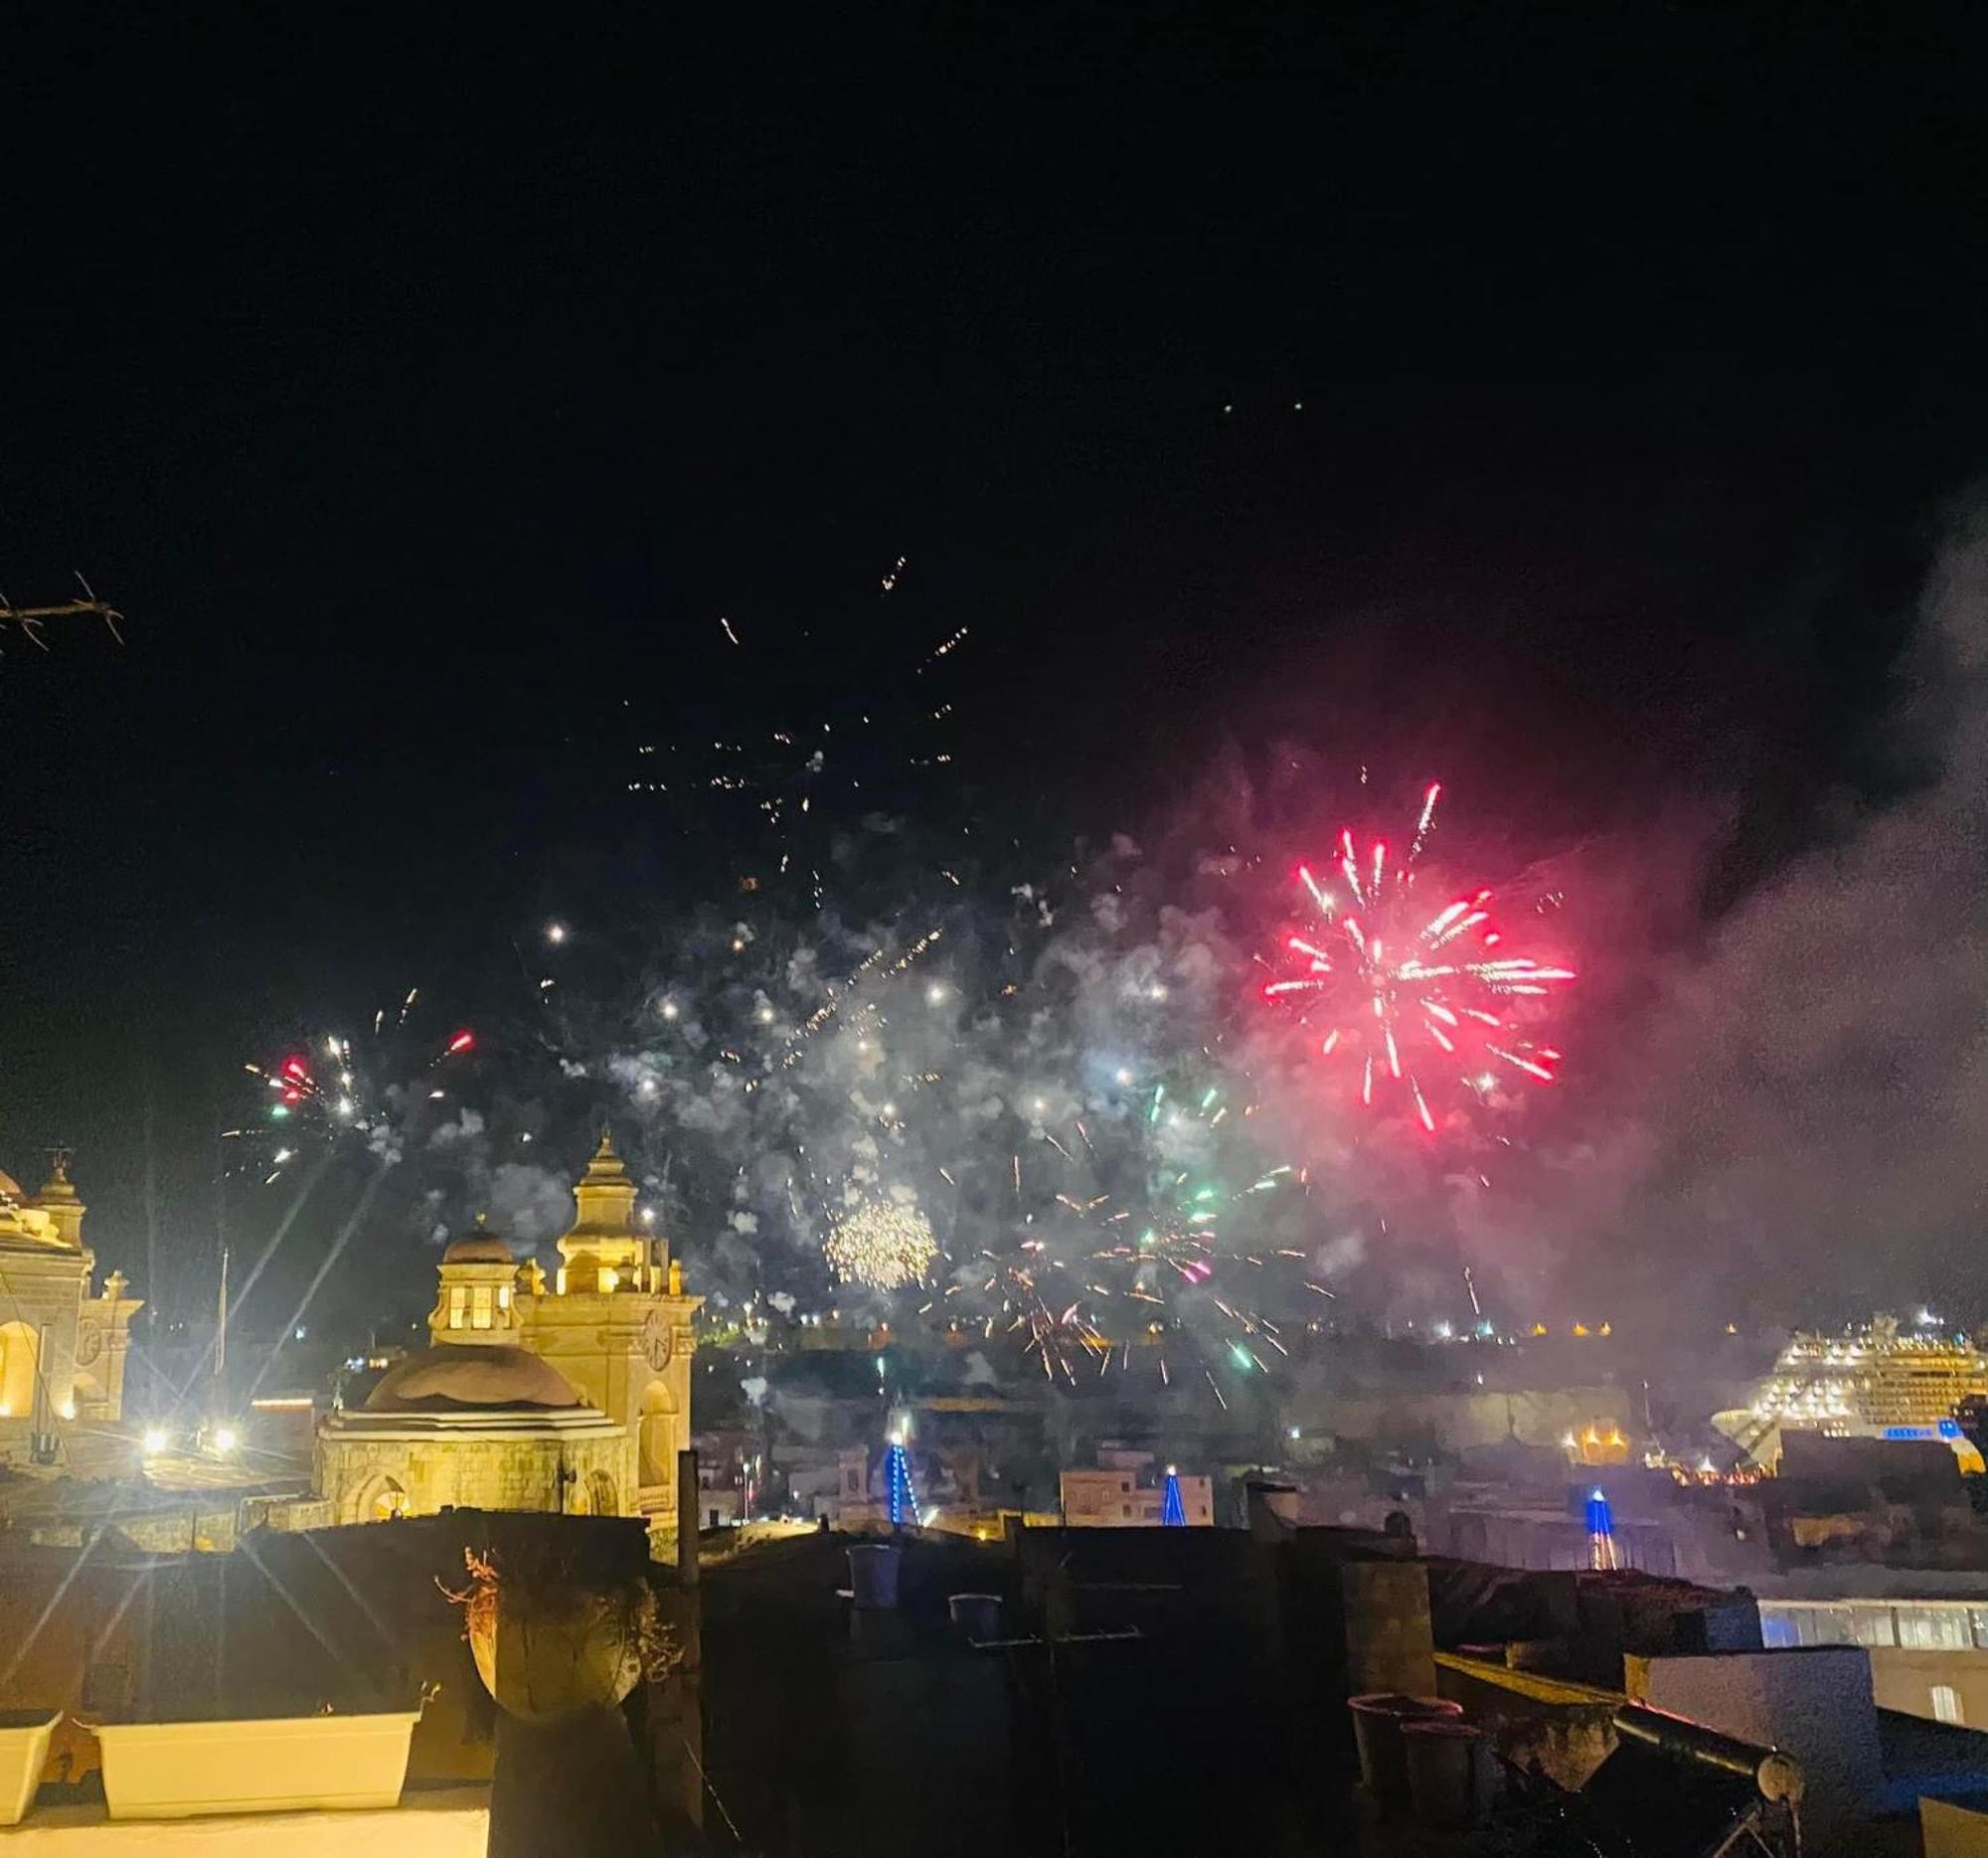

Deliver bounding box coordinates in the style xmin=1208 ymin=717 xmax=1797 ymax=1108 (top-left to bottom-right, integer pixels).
xmin=3 ymin=9 xmax=1985 ymax=1335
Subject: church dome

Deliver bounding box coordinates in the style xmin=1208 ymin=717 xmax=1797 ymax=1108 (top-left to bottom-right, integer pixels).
xmin=0 ymin=1169 xmax=24 ymax=1202
xmin=365 ymin=1344 xmax=581 ymax=1413
xmin=442 ymin=1229 xmax=515 ymax=1265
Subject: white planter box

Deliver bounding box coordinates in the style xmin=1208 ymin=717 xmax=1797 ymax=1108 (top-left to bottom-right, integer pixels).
xmin=0 ymin=1711 xmax=59 ymax=1826
xmin=94 ymin=1710 xmax=419 ymax=1819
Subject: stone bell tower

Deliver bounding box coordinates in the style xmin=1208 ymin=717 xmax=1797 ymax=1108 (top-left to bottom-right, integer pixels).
xmin=427 ymin=1216 xmax=526 ymax=1346
xmin=513 ymin=1131 xmax=701 ymax=1557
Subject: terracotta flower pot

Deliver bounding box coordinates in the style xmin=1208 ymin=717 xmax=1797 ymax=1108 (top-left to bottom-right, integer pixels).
xmin=1403 ymin=1718 xmax=1493 ymax=1827
xmin=1347 ymin=1693 xmax=1463 ymax=1801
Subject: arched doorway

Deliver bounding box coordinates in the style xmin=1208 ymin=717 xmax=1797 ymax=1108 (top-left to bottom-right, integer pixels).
xmin=638 ymin=1379 xmax=676 ymax=1487
xmin=349 ymin=1470 xmax=409 ymax=1523
xmin=0 ymin=1321 xmax=39 ymax=1420
xmin=586 ymin=1470 xmax=618 ymax=1517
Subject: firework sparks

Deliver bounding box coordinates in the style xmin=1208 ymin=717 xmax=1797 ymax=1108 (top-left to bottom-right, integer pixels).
xmin=955 ymin=1068 xmax=1333 ymax=1394
xmin=242 ymin=1001 xmax=476 ymax=1178
xmin=1265 ymin=783 xmax=1574 ymax=1131
xmin=823 ymin=1200 xmax=937 ymax=1290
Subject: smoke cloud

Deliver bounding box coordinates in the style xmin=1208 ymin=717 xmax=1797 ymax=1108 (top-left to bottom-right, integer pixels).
xmin=1571 ymin=505 xmax=1988 ymax=1318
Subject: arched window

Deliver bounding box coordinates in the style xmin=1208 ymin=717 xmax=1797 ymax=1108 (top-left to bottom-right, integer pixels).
xmin=0 ymin=1321 xmax=40 ymax=1420
xmin=638 ymin=1379 xmax=677 ymax=1487
xmin=586 ymin=1471 xmax=619 ymax=1518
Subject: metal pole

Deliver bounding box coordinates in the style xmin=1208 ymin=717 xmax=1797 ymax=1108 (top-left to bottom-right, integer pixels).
xmin=216 ymin=1244 xmax=230 ymax=1385
xmin=214 ymin=1117 xmax=230 ymax=1389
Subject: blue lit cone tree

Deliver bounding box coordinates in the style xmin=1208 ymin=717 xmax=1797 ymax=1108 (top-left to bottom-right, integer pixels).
xmin=884 ymin=1436 xmax=919 ymax=1528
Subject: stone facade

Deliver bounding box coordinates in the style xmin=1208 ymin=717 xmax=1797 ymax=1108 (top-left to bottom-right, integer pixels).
xmin=0 ymin=1154 xmax=141 ymax=1458
xmin=310 ymin=1134 xmax=697 ymax=1559
xmin=315 ymin=1413 xmax=635 ymax=1524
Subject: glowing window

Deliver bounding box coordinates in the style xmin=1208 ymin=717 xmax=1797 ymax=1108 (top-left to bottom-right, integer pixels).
xmin=1805 ymin=1607 xmax=1857 ymax=1647
xmin=1931 ymin=1684 xmax=1964 ymax=1725
xmin=1851 ymin=1606 xmax=1897 ymax=1648
xmin=1900 ymin=1607 xmax=1972 ymax=1651
xmin=471 ymin=1284 xmax=493 ymax=1330
xmin=448 ymin=1285 xmax=467 ymax=1329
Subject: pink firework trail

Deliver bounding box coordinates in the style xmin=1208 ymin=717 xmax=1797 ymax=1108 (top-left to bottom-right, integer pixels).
xmin=1264 ymin=783 xmax=1574 ymax=1134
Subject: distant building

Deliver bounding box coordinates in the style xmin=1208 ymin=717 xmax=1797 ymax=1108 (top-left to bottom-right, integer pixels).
xmin=1436 ymin=1486 xmax=1687 ymax=1576
xmin=1563 ymin=1419 xmax=1632 ymax=1466
xmin=0 ymin=1153 xmax=141 ymax=1451
xmin=1757 ymin=1592 xmax=1988 ymax=1728
xmin=690 ymin=1427 xmax=763 ymax=1528
xmin=312 ymin=1131 xmax=701 ymax=1557
xmin=1062 ymin=1453 xmax=1214 ymax=1526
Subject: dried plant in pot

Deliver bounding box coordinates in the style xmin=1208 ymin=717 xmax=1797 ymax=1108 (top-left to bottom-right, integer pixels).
xmin=444 ymin=1547 xmax=679 ymax=1725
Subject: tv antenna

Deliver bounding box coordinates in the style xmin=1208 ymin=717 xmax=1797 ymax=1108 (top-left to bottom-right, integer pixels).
xmin=0 ymin=572 xmax=124 ymax=650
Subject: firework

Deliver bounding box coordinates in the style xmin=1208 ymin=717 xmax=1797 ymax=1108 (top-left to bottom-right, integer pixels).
xmin=824 ymin=1200 xmax=937 ymax=1290
xmin=1264 ymin=782 xmax=1574 ymax=1132
xmin=625 ymin=580 xmax=974 ymax=907
xmin=954 ymin=1068 xmax=1326 ymax=1390
xmin=239 ymin=991 xmax=477 ymax=1179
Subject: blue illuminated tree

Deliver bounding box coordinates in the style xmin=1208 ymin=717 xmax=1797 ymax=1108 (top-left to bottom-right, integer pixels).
xmin=885 ymin=1436 xmax=919 ymax=1528
xmin=1160 ymin=1465 xmax=1187 ymax=1527
xmin=1586 ymin=1486 xmax=1618 ymax=1571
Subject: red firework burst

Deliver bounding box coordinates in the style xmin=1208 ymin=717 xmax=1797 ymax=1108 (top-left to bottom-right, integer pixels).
xmin=1262 ymin=783 xmax=1574 ymax=1133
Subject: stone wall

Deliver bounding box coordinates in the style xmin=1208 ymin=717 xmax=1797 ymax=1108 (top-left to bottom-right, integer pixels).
xmin=1322 ymin=1385 xmax=1636 ymax=1454
xmin=317 ymin=1432 xmax=637 ymax=1525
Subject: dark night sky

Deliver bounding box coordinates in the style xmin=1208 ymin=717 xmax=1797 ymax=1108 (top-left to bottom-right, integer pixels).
xmin=3 ymin=7 xmax=1985 ymax=1327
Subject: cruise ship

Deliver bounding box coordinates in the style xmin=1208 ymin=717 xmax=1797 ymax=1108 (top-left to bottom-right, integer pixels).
xmin=1715 ymin=1315 xmax=1988 ymax=1467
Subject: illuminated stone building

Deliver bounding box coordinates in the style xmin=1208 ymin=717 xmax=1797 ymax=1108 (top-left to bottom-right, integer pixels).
xmin=0 ymin=1153 xmax=141 ymax=1451
xmin=314 ymin=1132 xmax=700 ymax=1556
xmin=314 ymin=1338 xmax=633 ymax=1523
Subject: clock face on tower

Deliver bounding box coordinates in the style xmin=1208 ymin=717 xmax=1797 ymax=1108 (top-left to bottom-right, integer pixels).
xmin=641 ymin=1308 xmax=671 ymax=1371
